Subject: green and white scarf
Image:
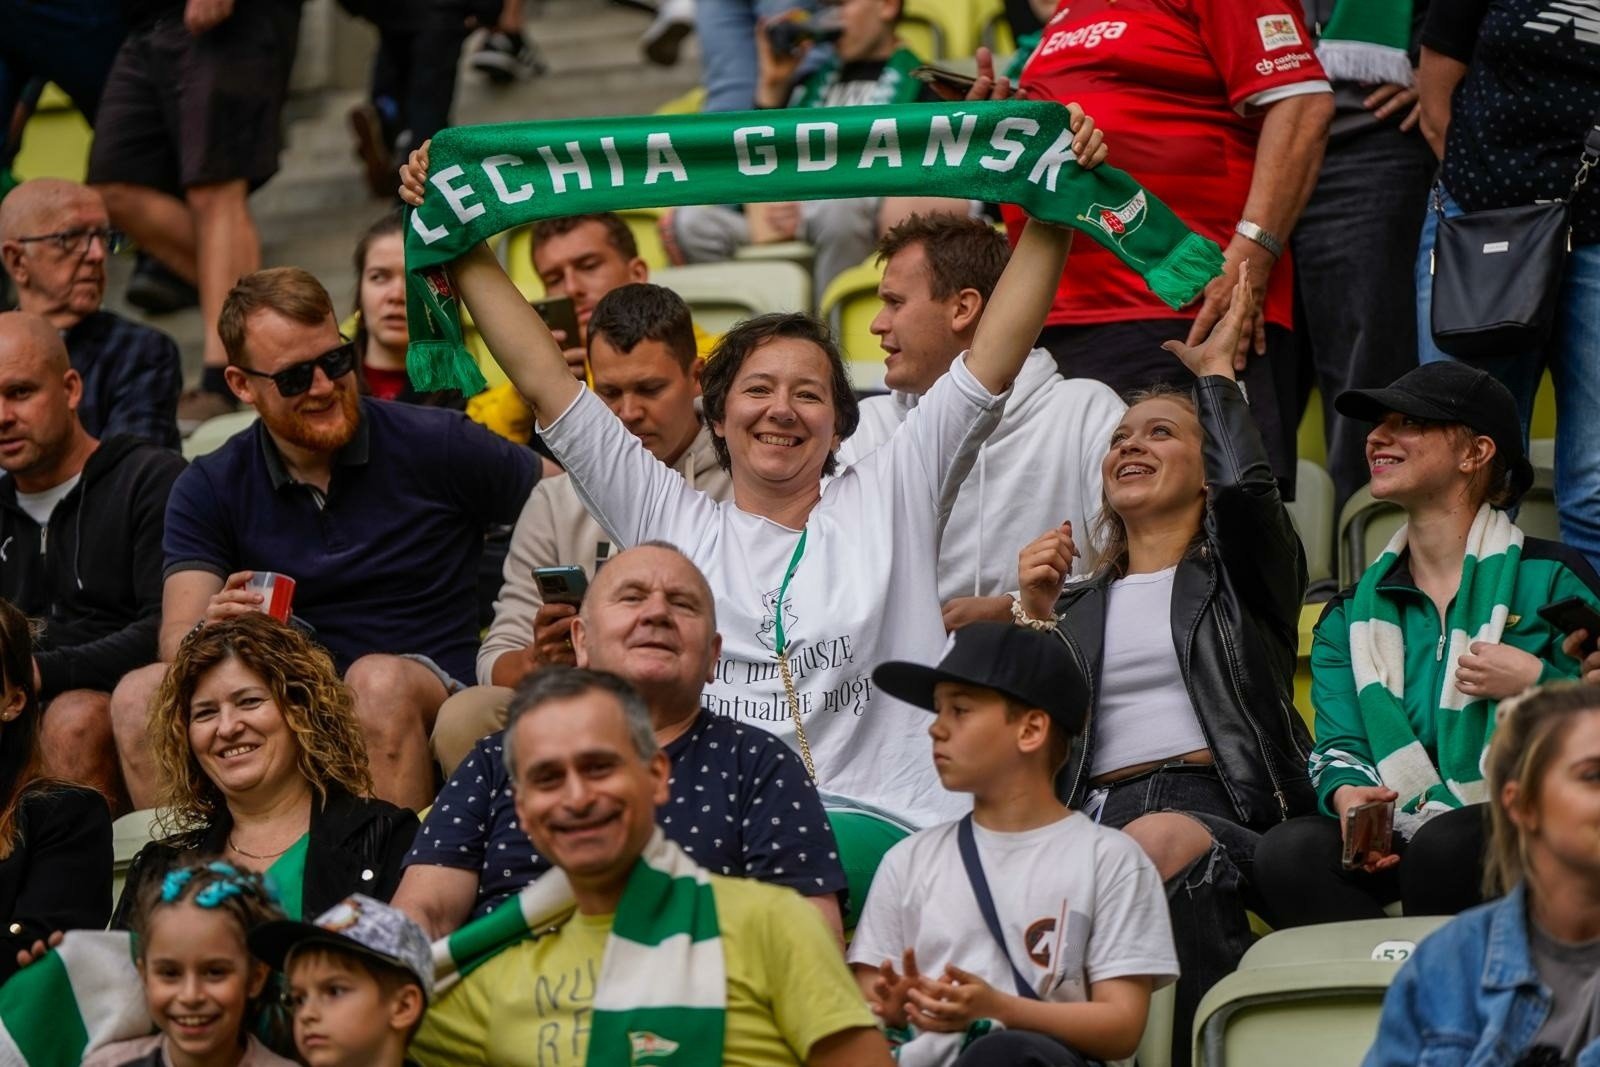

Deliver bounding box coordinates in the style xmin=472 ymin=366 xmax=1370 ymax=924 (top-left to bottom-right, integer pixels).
xmin=1344 ymin=503 xmax=1522 ymax=818
xmin=404 ymin=101 xmax=1224 ymax=395
xmin=0 ymin=931 xmax=150 ymax=1066
xmin=790 ymin=46 xmax=924 ymax=108
xmin=434 ymin=830 xmax=725 ymax=1066
xmin=1316 ymin=0 xmax=1414 ymax=87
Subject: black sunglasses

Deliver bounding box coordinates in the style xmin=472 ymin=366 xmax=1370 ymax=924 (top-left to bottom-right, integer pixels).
xmin=237 ymin=342 xmax=358 ymax=397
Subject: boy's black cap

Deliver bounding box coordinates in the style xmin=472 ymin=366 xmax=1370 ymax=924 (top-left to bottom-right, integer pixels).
xmin=1335 ymin=362 xmax=1534 ymax=502
xmin=873 ymin=621 xmax=1090 ymax=738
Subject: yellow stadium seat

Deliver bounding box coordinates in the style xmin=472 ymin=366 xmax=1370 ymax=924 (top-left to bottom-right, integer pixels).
xmin=1286 ymin=458 xmax=1335 ymax=587
xmin=903 ymin=0 xmax=987 ymax=59
xmin=655 ymin=85 xmax=707 ymax=115
xmin=112 ymin=808 xmax=164 ymax=915
xmin=1293 ymin=602 xmax=1321 ymax=736
xmin=1194 ymin=917 xmax=1449 ymax=1067
xmin=11 ymin=84 xmax=92 ymax=182
xmin=1298 ymin=388 xmax=1327 ymax=470
xmin=182 ymin=410 xmax=259 ymax=460
xmin=1532 ymin=369 xmax=1555 ymax=440
xmin=817 ymin=258 xmax=887 ymax=391
xmin=652 ymin=260 xmax=812 ymax=334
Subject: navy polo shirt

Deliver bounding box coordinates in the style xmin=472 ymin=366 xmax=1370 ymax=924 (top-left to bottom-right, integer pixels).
xmin=162 ymin=399 xmax=537 ymax=682
xmin=406 ymin=711 xmax=850 ymax=917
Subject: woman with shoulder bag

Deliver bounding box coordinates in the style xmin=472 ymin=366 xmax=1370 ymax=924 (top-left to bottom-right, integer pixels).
xmin=1414 ymin=0 xmax=1600 ymax=571
xmin=1013 ymin=268 xmax=1316 ymax=1067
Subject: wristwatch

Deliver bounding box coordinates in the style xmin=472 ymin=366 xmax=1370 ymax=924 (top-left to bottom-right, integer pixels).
xmin=1234 ymin=220 xmax=1284 ymax=258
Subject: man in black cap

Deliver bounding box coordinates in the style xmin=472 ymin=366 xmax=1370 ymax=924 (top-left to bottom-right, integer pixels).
xmin=846 ymin=622 xmax=1178 ymax=1067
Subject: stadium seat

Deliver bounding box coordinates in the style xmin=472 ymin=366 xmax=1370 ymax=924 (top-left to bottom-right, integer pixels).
xmin=11 ymin=83 xmax=91 ymax=181
xmin=655 ymin=85 xmax=707 ymax=115
xmin=1138 ymin=984 xmax=1177 ymax=1067
xmin=651 ymin=259 xmax=812 ymax=334
xmin=817 ymin=258 xmax=887 ymax=391
xmin=1292 ymin=602 xmax=1320 ymax=735
xmin=182 ymin=410 xmax=259 ymax=460
xmin=1286 ymin=459 xmax=1336 ymax=588
xmin=111 ymin=808 xmax=163 ymax=914
xmin=734 ymin=240 xmax=818 ymax=283
xmin=1193 ymin=916 xmax=1449 ymax=1067
xmin=1297 ymin=388 xmax=1326 ymax=470
xmin=1337 ymin=464 xmax=1560 ymax=588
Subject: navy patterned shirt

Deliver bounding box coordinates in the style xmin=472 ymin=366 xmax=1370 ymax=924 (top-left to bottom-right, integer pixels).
xmin=64 ymin=311 xmax=182 ymax=450
xmin=406 ymin=711 xmax=848 ymax=918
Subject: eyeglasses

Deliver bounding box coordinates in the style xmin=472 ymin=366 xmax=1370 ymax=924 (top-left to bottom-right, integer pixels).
xmin=237 ymin=342 xmax=358 ymax=397
xmin=12 ymin=226 xmax=128 ymax=256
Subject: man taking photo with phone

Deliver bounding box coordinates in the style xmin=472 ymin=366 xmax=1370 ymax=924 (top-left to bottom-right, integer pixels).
xmin=433 ymin=283 xmax=734 ymax=773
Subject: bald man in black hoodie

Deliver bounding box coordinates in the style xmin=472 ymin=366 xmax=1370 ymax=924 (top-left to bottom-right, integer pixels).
xmin=0 ymin=311 xmax=185 ymax=810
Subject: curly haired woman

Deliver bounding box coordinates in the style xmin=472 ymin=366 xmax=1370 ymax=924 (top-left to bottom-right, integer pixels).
xmin=111 ymin=614 xmax=417 ymax=926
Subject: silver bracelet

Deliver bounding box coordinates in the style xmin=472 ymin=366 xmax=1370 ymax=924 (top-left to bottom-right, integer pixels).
xmin=1010 ymin=596 xmax=1057 ymax=632
xmin=1234 ymin=219 xmax=1284 ymax=258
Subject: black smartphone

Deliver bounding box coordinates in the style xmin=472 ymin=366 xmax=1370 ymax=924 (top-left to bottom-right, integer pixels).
xmin=534 ymin=565 xmax=589 ymax=606
xmin=1537 ymin=596 xmax=1600 ymax=655
xmin=912 ymin=64 xmax=978 ymax=102
xmin=531 ymin=296 xmax=581 ymax=344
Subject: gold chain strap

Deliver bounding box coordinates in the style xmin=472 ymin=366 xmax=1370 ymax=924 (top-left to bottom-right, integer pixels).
xmin=778 ymin=649 xmax=817 ymax=781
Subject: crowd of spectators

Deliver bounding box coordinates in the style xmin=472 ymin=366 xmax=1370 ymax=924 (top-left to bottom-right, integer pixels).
xmin=1 ymin=0 xmax=1599 ymax=1065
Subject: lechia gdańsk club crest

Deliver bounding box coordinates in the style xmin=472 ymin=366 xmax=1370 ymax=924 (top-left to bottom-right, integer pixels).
xmin=1079 ymin=189 xmax=1149 ymax=264
xmin=629 ymin=1031 xmax=681 ymax=1062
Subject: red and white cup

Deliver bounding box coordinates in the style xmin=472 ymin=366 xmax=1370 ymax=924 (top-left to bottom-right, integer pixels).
xmin=247 ymin=571 xmax=296 ymax=623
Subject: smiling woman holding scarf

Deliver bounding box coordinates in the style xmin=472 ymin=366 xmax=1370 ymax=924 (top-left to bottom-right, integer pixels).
xmin=1255 ymin=362 xmax=1600 ymax=929
xmin=396 ymin=113 xmax=1134 ymax=832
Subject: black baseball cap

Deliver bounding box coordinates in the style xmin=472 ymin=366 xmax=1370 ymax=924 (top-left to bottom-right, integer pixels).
xmin=1335 ymin=362 xmax=1534 ymax=503
xmin=873 ymin=621 xmax=1091 ymax=738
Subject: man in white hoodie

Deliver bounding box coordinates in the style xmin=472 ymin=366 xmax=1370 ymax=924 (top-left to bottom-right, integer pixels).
xmin=836 ymin=215 xmax=1125 ymax=623
xmin=431 ymin=284 xmax=733 ymax=771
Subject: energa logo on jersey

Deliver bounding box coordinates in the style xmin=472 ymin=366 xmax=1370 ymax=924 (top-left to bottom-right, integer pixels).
xmin=629 ymin=1031 xmax=681 ymax=1062
xmin=1080 ymin=190 xmax=1148 ymax=261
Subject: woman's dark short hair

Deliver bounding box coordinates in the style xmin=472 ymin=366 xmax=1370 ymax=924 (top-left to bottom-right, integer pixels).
xmin=700 ymin=312 xmax=859 ymax=477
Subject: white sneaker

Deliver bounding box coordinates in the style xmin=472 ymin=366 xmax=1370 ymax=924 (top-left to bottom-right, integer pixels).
xmin=640 ymin=0 xmax=695 ymax=66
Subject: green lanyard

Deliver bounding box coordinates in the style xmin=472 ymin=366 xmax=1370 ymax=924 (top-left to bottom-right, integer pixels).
xmin=773 ymin=528 xmax=808 ymax=657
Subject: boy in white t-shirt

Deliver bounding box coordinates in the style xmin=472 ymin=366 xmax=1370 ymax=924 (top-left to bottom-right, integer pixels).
xmin=851 ymin=622 xmax=1178 ymax=1067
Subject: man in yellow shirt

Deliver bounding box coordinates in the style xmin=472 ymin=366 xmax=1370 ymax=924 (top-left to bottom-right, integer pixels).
xmin=410 ymin=667 xmax=891 ymax=1067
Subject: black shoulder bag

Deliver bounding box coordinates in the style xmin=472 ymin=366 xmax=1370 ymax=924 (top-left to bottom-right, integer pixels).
xmin=1429 ymin=117 xmax=1600 ymax=360
xmin=956 ymin=814 xmax=1041 ymax=1000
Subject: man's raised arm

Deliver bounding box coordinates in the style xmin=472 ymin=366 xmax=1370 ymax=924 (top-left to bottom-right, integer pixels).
xmin=400 ymin=143 xmax=582 ymax=426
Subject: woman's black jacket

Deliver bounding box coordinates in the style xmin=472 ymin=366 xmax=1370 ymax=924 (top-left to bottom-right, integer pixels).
xmin=110 ymin=785 xmax=417 ymax=928
xmin=1051 ymin=375 xmax=1317 ymax=829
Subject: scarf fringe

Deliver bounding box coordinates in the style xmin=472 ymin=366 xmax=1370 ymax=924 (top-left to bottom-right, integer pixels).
xmin=1145 ymin=231 xmax=1226 ymax=311
xmin=1315 ymin=41 xmax=1414 ymax=87
xmin=407 ymin=340 xmax=488 ymax=398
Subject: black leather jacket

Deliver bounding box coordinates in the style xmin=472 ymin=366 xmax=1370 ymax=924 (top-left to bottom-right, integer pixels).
xmin=1052 ymin=376 xmax=1316 ymax=829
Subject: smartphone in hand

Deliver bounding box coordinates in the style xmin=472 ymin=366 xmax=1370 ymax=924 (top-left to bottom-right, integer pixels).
xmin=911 ymin=64 xmax=979 ymax=102
xmin=1537 ymin=596 xmax=1600 ymax=656
xmin=531 ymin=296 xmax=581 ymax=344
xmin=1341 ymin=799 xmax=1395 ymax=870
xmin=534 ymin=565 xmax=589 ymax=607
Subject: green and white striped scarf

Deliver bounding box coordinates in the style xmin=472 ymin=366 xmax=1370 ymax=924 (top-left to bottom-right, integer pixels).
xmin=1344 ymin=503 xmax=1522 ymax=817
xmin=1317 ymin=0 xmax=1415 ymax=87
xmin=433 ymin=830 xmax=725 ymax=1066
xmin=404 ymin=101 xmax=1224 ymax=396
xmin=0 ymin=931 xmax=150 ymax=1066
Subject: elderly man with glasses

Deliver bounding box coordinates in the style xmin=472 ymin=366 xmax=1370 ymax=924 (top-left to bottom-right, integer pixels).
xmin=106 ymin=266 xmax=539 ymax=813
xmin=0 ymin=178 xmax=181 ymax=449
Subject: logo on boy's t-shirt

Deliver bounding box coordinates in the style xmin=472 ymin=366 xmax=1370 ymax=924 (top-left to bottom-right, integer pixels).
xmin=1025 ymin=916 xmax=1059 ymax=967
xmin=1256 ymin=14 xmax=1303 ymax=50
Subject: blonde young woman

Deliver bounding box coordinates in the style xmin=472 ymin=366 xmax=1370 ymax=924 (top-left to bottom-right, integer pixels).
xmin=112 ymin=614 xmax=417 ymax=926
xmin=1365 ymin=683 xmax=1600 ymax=1067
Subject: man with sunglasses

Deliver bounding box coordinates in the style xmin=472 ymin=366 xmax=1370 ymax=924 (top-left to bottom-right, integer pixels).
xmin=0 ymin=178 xmax=181 ymax=449
xmin=106 ymin=267 xmax=539 ymax=811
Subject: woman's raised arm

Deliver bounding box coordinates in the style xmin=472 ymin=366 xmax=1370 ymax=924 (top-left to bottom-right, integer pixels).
xmin=400 ymin=142 xmax=582 ymax=425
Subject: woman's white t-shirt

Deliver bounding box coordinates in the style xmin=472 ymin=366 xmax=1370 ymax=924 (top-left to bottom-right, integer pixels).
xmin=539 ymin=354 xmax=1006 ymax=828
xmin=1090 ymin=566 xmax=1209 ymax=778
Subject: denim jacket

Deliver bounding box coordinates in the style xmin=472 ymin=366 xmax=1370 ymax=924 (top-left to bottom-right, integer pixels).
xmin=1365 ymin=884 xmax=1600 ymax=1067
